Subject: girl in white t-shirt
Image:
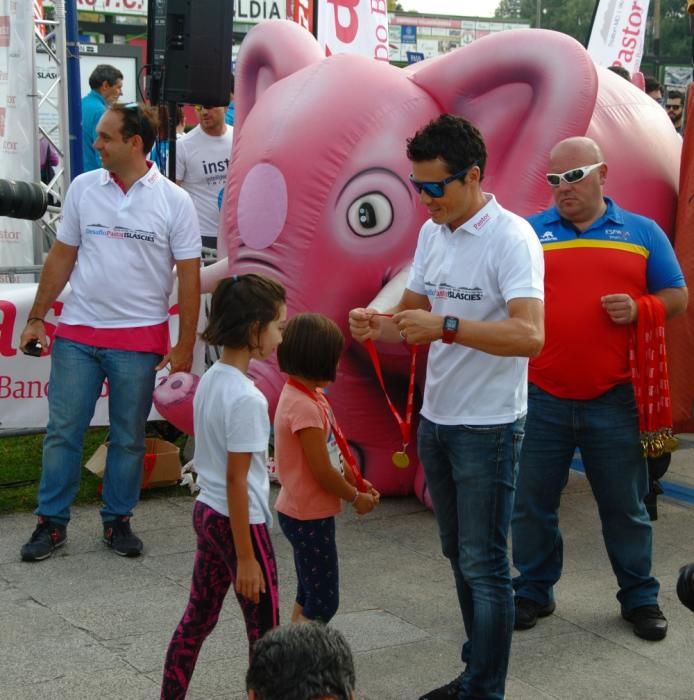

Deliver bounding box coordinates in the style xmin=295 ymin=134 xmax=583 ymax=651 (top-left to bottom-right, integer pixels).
xmin=161 ymin=274 xmax=286 ymax=699
xmin=274 ymin=313 xmax=379 ymax=625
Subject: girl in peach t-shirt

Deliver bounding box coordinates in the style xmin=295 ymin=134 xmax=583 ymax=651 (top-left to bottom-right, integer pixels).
xmin=274 ymin=313 xmax=380 ymax=623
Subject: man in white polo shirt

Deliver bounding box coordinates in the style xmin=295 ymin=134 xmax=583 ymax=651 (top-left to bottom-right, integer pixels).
xmin=349 ymin=114 xmax=544 ymax=700
xmin=176 ymin=104 xmax=234 ymax=251
xmin=19 ymin=103 xmax=201 ymax=561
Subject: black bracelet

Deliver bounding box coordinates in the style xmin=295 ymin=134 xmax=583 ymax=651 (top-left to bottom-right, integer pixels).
xmin=27 ymin=317 xmax=44 ymax=324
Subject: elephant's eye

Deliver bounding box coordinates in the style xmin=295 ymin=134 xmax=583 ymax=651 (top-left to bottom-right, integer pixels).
xmin=347 ymin=193 xmax=393 ymax=237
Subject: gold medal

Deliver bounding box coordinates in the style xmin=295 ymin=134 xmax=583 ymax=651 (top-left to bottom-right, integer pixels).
xmin=392 ymin=450 xmax=410 ymax=468
xmin=664 ymin=434 xmax=679 ymax=452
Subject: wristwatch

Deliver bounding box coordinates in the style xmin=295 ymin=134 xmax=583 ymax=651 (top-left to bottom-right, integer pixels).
xmin=442 ymin=316 xmax=459 ymax=344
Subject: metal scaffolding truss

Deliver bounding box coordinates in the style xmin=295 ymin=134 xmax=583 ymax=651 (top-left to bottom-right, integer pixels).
xmin=33 ymin=0 xmax=72 ymax=253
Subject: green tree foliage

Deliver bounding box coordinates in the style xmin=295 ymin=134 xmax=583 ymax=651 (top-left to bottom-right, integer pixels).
xmin=495 ymin=0 xmax=600 ymax=44
xmin=494 ymin=0 xmax=692 ymax=64
xmin=656 ymin=0 xmax=691 ymax=63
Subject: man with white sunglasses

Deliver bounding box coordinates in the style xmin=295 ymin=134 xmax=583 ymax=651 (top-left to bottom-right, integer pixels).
xmin=511 ymin=136 xmax=688 ymax=641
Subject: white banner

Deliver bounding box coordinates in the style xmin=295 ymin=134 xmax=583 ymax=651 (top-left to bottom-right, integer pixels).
xmin=74 ymin=0 xmax=147 ymax=16
xmin=72 ymin=0 xmax=286 ymax=22
xmin=234 ymin=0 xmax=286 ymax=23
xmin=0 ymin=0 xmax=37 ymax=276
xmin=0 ymin=284 xmax=207 ymax=431
xmin=587 ymin=0 xmax=651 ymax=74
xmin=71 ymin=0 xmax=287 ymax=24
xmin=317 ymin=0 xmax=389 ymax=61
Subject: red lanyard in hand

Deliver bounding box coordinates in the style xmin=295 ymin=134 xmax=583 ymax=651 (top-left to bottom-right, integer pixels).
xmin=286 ymin=378 xmax=367 ymax=492
xmin=363 ymin=338 xmax=417 ymax=468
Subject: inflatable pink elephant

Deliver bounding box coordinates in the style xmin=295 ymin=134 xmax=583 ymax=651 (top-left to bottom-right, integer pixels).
xmin=199 ymin=21 xmax=680 ymax=505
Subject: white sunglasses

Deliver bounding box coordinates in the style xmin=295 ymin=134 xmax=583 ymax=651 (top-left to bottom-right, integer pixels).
xmin=546 ymin=162 xmax=604 ymax=187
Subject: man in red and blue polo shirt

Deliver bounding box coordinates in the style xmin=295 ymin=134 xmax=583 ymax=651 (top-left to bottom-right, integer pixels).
xmin=512 ymin=136 xmax=687 ymax=641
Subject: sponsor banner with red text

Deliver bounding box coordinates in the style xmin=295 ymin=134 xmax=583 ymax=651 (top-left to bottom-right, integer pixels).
xmin=0 ymin=284 xmax=206 ymax=431
xmin=288 ymin=0 xmax=315 ymax=34
xmin=316 ymin=0 xmax=389 ymax=61
xmin=33 ymin=0 xmax=44 ymax=37
xmin=74 ymin=0 xmax=285 ymax=22
xmin=74 ymin=0 xmax=146 ymax=16
xmin=0 ymin=0 xmax=37 ymax=276
xmin=587 ymin=0 xmax=651 ymax=74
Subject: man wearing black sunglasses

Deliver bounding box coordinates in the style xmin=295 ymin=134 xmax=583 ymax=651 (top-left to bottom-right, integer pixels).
xmin=512 ymin=136 xmax=688 ymax=642
xmin=666 ymin=90 xmax=685 ymax=135
xmin=349 ymin=114 xmax=545 ymax=700
xmin=18 ymin=103 xmax=201 ymax=562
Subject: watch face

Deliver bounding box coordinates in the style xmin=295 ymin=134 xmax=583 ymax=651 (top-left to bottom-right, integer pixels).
xmin=444 ymin=317 xmax=458 ymax=331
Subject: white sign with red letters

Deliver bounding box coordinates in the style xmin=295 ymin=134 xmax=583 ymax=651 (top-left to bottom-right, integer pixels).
xmin=0 ymin=284 xmax=206 ymax=431
xmin=0 ymin=0 xmax=37 ymax=276
xmin=74 ymin=0 xmax=147 ymax=16
xmin=316 ymin=0 xmax=389 ymax=62
xmin=587 ymin=0 xmax=651 ymax=75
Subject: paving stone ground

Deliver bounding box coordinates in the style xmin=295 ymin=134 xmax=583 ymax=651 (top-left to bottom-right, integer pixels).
xmin=2 ymin=447 xmax=694 ymax=699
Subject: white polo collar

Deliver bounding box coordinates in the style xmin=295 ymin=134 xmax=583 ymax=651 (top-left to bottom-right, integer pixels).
xmin=99 ymin=161 xmax=161 ymax=189
xmin=451 ymin=193 xmax=499 ymax=236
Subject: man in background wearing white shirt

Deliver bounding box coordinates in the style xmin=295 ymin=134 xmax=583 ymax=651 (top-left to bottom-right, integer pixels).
xmin=176 ymin=104 xmax=234 ymax=252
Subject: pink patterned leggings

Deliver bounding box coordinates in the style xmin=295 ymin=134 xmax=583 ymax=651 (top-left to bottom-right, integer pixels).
xmin=160 ymin=500 xmax=279 ymax=699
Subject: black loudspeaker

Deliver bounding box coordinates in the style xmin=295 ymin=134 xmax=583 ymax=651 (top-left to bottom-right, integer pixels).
xmin=147 ymin=0 xmax=233 ymax=106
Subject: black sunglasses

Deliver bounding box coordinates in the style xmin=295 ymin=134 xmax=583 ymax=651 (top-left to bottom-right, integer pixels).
xmin=409 ymin=162 xmax=478 ymax=198
xmin=122 ymin=101 xmax=144 ymax=134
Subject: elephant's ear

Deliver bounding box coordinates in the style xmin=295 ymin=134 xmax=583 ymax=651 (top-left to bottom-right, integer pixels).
xmin=409 ymin=29 xmax=598 ymax=216
xmin=234 ymin=20 xmax=324 ymax=132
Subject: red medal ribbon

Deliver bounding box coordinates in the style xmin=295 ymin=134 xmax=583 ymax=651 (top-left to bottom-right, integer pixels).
xmin=629 ymin=294 xmax=674 ymax=456
xmin=286 ymin=378 xmax=367 ymax=492
xmin=364 ymin=338 xmax=417 ymax=449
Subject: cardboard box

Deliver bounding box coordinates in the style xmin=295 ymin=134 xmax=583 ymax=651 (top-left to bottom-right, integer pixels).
xmin=85 ymin=438 xmax=182 ymax=489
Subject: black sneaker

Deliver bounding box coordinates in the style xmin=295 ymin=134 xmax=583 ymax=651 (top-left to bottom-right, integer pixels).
xmin=20 ymin=517 xmax=67 ymax=561
xmin=103 ymin=516 xmax=143 ymax=557
xmin=677 ymin=563 xmax=694 ymax=612
xmin=418 ymin=674 xmax=463 ymax=700
xmin=621 ymin=604 xmax=668 ymax=641
xmin=514 ymin=596 xmax=556 ymax=630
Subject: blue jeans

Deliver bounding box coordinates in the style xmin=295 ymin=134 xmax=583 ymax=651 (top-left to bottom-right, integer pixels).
xmin=512 ymin=383 xmax=659 ymax=611
xmin=418 ymin=415 xmax=525 ymax=700
xmin=37 ymin=337 xmax=160 ymax=525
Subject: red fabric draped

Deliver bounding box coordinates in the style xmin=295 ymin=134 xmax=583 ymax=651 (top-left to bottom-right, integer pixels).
xmin=630 ymin=295 xmax=677 ymax=455
xmin=667 ymin=85 xmax=694 ymax=434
